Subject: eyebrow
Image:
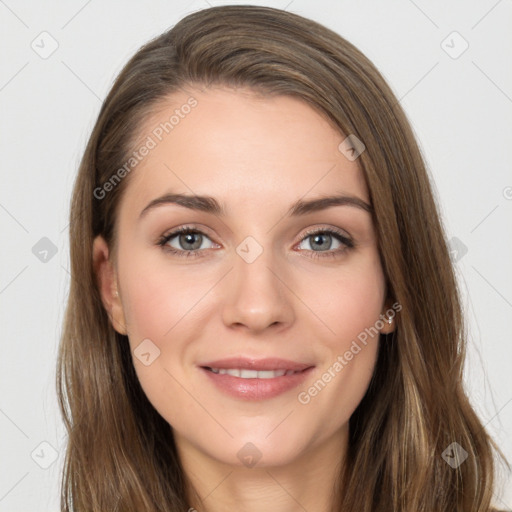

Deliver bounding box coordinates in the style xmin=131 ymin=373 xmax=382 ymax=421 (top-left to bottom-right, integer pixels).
xmin=139 ymin=192 xmax=372 ymax=220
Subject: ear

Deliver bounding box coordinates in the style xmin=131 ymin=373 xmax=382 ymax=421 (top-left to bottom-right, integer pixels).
xmin=92 ymin=235 xmax=127 ymax=335
xmin=379 ymin=298 xmax=398 ymax=335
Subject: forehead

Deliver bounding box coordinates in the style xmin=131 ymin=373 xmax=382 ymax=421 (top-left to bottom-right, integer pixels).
xmin=120 ymin=86 xmax=369 ymax=215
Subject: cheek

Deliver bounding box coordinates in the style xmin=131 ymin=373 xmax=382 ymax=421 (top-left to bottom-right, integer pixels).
xmin=117 ymin=247 xmax=213 ymax=341
xmin=314 ymin=254 xmax=386 ymax=350
xmin=115 ymin=248 xmax=209 ymax=425
xmin=295 ymin=255 xmax=385 ymax=420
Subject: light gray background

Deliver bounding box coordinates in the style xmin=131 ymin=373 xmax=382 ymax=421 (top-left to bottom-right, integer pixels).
xmin=1 ymin=1 xmax=511 ymax=510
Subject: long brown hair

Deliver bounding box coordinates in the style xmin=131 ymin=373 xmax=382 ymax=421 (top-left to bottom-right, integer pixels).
xmin=57 ymin=5 xmax=509 ymax=511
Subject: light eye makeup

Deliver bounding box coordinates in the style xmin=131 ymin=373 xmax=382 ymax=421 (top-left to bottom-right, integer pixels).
xmin=156 ymin=224 xmax=355 ymax=260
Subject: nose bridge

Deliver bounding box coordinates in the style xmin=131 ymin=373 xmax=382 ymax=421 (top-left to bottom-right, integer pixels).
xmin=221 ymin=236 xmax=294 ymax=332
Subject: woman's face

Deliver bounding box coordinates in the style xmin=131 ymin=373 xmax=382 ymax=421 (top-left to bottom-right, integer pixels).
xmin=94 ymin=86 xmax=392 ymax=468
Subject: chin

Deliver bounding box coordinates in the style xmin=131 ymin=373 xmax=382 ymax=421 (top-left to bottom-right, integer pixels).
xmin=208 ymin=433 xmax=312 ymax=470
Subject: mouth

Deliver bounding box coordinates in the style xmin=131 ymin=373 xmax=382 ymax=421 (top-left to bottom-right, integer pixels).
xmin=198 ymin=357 xmax=315 ymax=400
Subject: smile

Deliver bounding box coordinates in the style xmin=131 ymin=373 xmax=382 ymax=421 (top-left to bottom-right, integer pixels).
xmin=205 ymin=368 xmax=301 ymax=378
xmin=199 ymin=360 xmax=315 ymax=400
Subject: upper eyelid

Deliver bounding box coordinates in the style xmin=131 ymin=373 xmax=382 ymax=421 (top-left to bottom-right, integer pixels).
xmin=301 ymin=226 xmax=351 ymax=239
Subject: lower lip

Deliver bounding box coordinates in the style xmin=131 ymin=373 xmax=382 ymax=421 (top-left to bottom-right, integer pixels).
xmin=200 ymin=367 xmax=315 ymax=400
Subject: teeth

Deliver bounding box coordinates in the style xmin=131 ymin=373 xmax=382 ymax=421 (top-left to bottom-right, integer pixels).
xmin=208 ymin=368 xmax=293 ymax=378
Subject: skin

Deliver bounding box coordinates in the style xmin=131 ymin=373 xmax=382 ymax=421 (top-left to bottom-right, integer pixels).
xmin=94 ymin=86 xmax=395 ymax=512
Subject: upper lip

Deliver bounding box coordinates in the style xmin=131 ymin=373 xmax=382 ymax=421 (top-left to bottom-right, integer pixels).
xmin=199 ymin=357 xmax=314 ymax=372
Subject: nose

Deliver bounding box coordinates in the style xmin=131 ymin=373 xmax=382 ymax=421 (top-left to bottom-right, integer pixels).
xmin=221 ymin=245 xmax=295 ymax=334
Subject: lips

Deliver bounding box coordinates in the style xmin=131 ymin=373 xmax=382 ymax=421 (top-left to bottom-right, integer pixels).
xmin=198 ymin=357 xmax=315 ymax=400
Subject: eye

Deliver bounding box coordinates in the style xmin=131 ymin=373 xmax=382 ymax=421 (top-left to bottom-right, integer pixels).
xmin=295 ymin=227 xmax=354 ymax=259
xmin=157 ymin=226 xmax=216 ymax=258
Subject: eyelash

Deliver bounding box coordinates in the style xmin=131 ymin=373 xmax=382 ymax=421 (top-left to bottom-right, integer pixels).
xmin=157 ymin=225 xmax=354 ymax=260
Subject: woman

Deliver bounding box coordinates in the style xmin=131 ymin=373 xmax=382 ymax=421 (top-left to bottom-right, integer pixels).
xmin=57 ymin=5 xmax=508 ymax=511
